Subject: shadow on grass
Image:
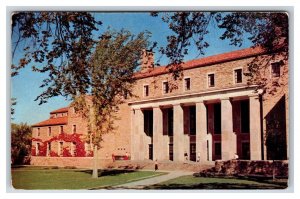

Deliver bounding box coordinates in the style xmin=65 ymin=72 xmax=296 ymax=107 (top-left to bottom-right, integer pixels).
xmin=143 ymin=182 xmax=287 ymax=190
xmin=76 ymin=169 xmax=136 ymax=177
xmin=11 ymin=165 xmax=27 ymax=169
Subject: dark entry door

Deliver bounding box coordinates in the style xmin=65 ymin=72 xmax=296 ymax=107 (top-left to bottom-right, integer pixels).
xmin=241 ymin=142 xmax=250 ymax=160
xmin=169 ymin=144 xmax=173 ymax=161
xmin=149 ymin=144 xmax=153 ymax=160
xmin=190 ymin=143 xmax=196 ymax=161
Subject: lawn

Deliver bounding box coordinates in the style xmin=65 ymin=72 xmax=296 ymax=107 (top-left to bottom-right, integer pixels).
xmin=11 ymin=166 xmax=165 ymax=190
xmin=145 ymin=175 xmax=288 ymax=189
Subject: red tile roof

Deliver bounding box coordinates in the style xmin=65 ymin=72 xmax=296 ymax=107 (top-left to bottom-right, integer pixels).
xmin=50 ymin=107 xmax=69 ymax=114
xmin=134 ymin=46 xmax=266 ymax=79
xmin=32 ymin=116 xmax=68 ymax=127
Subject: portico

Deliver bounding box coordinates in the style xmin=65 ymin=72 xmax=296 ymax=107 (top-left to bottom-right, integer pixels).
xmin=129 ymin=86 xmax=263 ymax=162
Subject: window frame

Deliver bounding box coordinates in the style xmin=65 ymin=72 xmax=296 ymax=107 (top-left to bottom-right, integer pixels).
xmin=233 ymin=68 xmax=243 ymax=84
xmin=271 ymin=62 xmax=281 ymax=78
xmin=48 ymin=127 xmax=51 ymax=136
xmin=184 ymin=77 xmax=191 ymax=91
xmin=37 ymin=128 xmax=40 ymax=136
xmin=207 ymin=73 xmax=215 ymax=88
xmin=143 ymin=84 xmax=149 ymax=97
xmin=73 ymin=125 xmax=76 ymax=134
xmin=162 ymin=81 xmax=169 ymax=94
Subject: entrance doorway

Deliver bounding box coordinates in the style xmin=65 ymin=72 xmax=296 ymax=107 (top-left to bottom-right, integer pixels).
xmin=241 ymin=142 xmax=250 ymax=160
xmin=149 ymin=144 xmax=153 ymax=160
xmin=169 ymin=144 xmax=173 ymax=161
xmin=190 ymin=143 xmax=196 ymax=161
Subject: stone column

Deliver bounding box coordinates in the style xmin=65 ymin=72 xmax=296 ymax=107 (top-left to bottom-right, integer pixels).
xmin=249 ymin=95 xmax=262 ymax=160
xmin=173 ymin=104 xmax=184 ymax=161
xmin=221 ymin=98 xmax=236 ymax=160
xmin=196 ymin=101 xmax=208 ymax=162
xmin=153 ymin=106 xmax=166 ymax=161
xmin=132 ymin=108 xmax=144 ymax=160
xmin=207 ymin=133 xmax=213 ymax=161
xmin=130 ymin=109 xmax=137 ymax=160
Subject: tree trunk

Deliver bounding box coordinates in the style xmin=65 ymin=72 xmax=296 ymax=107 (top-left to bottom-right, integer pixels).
xmin=92 ymin=145 xmax=98 ymax=178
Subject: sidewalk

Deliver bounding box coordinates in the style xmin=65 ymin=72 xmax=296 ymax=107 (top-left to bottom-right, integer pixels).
xmin=113 ymin=170 xmax=193 ymax=189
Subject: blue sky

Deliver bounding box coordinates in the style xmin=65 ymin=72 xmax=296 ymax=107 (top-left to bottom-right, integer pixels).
xmin=11 ymin=12 xmax=253 ymax=125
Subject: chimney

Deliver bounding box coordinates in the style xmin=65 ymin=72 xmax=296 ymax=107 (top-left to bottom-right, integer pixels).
xmin=141 ymin=49 xmax=154 ymax=73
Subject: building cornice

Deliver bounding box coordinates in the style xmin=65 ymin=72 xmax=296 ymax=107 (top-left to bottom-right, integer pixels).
xmin=128 ymin=85 xmax=259 ymax=106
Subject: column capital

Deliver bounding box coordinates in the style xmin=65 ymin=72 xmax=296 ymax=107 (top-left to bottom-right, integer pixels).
xmin=152 ymin=105 xmax=160 ymax=109
xmin=195 ymin=100 xmax=205 ymax=104
xmin=248 ymin=93 xmax=260 ymax=98
xmin=220 ymin=97 xmax=231 ymax=101
xmin=172 ymin=103 xmax=182 ymax=107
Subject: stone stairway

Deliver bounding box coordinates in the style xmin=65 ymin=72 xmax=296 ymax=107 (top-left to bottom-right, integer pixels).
xmin=106 ymin=160 xmax=215 ymax=172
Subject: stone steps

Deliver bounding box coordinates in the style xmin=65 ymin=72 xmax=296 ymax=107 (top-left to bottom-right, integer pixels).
xmin=107 ymin=160 xmax=214 ymax=172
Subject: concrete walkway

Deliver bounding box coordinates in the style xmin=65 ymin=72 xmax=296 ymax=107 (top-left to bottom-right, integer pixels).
xmin=113 ymin=170 xmax=193 ymax=189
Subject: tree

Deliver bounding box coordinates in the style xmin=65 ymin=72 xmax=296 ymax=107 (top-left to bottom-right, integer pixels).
xmin=72 ymin=30 xmax=150 ymax=178
xmin=12 ymin=12 xmax=150 ymax=177
xmin=11 ymin=98 xmax=17 ymax=120
xmin=11 ymin=123 xmax=32 ymax=165
xmin=12 ymin=12 xmax=102 ymax=104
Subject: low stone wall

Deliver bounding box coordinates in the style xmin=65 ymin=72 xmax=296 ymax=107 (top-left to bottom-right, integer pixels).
xmin=31 ymin=156 xmax=113 ymax=169
xmin=214 ymin=160 xmax=289 ymax=177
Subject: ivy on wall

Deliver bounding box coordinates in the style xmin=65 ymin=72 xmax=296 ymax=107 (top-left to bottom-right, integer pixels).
xmin=31 ymin=133 xmax=93 ymax=157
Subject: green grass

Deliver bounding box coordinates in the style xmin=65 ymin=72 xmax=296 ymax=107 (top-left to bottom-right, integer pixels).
xmin=145 ymin=175 xmax=288 ymax=189
xmin=11 ymin=166 xmax=165 ymax=190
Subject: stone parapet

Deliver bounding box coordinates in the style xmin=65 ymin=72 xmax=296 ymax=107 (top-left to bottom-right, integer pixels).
xmin=30 ymin=156 xmax=113 ymax=169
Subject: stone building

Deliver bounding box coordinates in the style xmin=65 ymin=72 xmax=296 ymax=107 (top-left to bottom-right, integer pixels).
xmin=30 ymin=47 xmax=288 ymax=167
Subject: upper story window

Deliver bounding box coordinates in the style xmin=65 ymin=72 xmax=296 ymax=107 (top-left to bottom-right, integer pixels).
xmin=208 ymin=74 xmax=215 ymax=87
xmin=123 ymin=90 xmax=128 ymax=99
xmin=48 ymin=127 xmax=51 ymax=136
xmin=37 ymin=128 xmax=40 ymax=136
xmin=271 ymin=62 xmax=281 ymax=77
xmin=73 ymin=125 xmax=77 ymax=133
xmin=143 ymin=85 xmax=149 ymax=97
xmin=163 ymin=81 xmax=169 ymax=94
xmin=234 ymin=69 xmax=243 ymax=84
xmin=184 ymin=77 xmax=191 ymax=91
xmin=60 ymin=126 xmax=63 ymax=134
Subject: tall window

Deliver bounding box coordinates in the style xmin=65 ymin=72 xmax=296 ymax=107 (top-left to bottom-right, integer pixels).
xmin=37 ymin=128 xmax=40 ymax=136
xmin=72 ymin=142 xmax=77 ymax=156
xmin=208 ymin=74 xmax=215 ymax=87
xmin=215 ymin=142 xmax=221 ymax=156
xmin=48 ymin=127 xmax=51 ymax=136
xmin=189 ymin=106 xmax=196 ymax=135
xmin=271 ymin=62 xmax=281 ymax=77
xmin=234 ymin=69 xmax=243 ymax=83
xmin=167 ymin=108 xmax=173 ymax=136
xmin=163 ymin=81 xmax=169 ymax=94
xmin=60 ymin=126 xmax=63 ymax=134
xmin=184 ymin=78 xmax=191 ymax=91
xmin=47 ymin=142 xmax=51 ymax=156
xmin=143 ymin=110 xmax=153 ymax=137
xmin=241 ymin=100 xmax=250 ymax=133
xmin=214 ymin=103 xmax=221 ymax=134
xmin=143 ymin=85 xmax=149 ymax=97
xmin=36 ymin=143 xmax=40 ymax=156
xmin=73 ymin=125 xmax=76 ymax=133
xmin=59 ymin=142 xmax=63 ymax=156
